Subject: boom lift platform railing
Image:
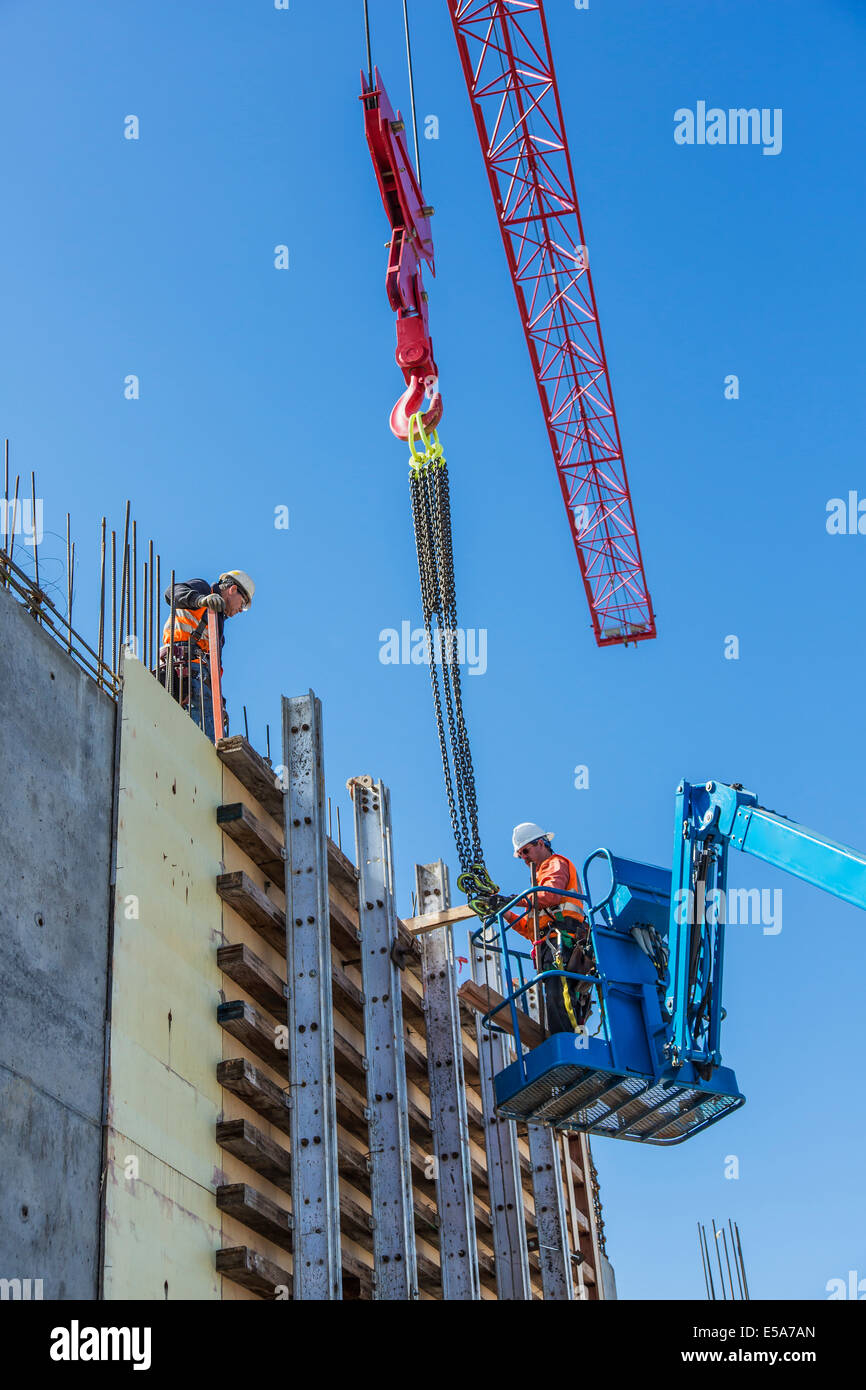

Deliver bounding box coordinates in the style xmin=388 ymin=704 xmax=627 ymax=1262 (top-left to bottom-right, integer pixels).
xmin=474 ymin=779 xmax=866 ymax=1147
xmin=471 ymin=872 xmax=742 ymax=1146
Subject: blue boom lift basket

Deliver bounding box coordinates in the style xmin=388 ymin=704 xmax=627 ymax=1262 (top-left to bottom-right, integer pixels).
xmin=474 ymin=849 xmax=745 ymax=1145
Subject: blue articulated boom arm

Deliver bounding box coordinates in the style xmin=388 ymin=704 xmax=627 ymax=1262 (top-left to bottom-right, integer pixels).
xmin=715 ymin=790 xmax=866 ymax=911
xmin=668 ymin=779 xmax=866 ymax=1071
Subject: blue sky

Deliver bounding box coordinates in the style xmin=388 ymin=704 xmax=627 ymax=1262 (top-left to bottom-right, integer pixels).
xmin=1 ymin=0 xmax=864 ymax=1300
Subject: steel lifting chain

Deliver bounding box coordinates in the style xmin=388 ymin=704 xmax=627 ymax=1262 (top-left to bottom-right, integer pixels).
xmin=407 ymin=416 xmax=501 ymax=916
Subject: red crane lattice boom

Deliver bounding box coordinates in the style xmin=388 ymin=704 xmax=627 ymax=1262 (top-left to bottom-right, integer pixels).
xmin=447 ymin=0 xmax=656 ymax=646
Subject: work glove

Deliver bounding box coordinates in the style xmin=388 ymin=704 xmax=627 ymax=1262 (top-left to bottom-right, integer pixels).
xmin=202 ymin=593 xmax=225 ymax=613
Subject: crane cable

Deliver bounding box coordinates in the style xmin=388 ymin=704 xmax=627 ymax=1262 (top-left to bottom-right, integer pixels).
xmin=402 ymin=0 xmax=422 ymax=185
xmin=362 ymin=0 xmax=373 ymax=89
xmin=364 ymin=2 xmax=422 ymax=185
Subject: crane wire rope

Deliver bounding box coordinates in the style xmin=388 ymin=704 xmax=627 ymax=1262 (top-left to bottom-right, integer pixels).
xmin=362 ymin=0 xmax=373 ymax=89
xmin=402 ymin=1 xmax=422 ymax=186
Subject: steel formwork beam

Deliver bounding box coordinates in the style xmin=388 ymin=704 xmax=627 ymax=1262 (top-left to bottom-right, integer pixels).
xmin=351 ymin=776 xmax=418 ymax=1300
xmin=471 ymin=939 xmax=531 ymax=1300
xmin=525 ymin=989 xmax=574 ymax=1300
xmin=416 ymin=860 xmax=480 ymax=1301
xmin=282 ymin=692 xmax=341 ymax=1300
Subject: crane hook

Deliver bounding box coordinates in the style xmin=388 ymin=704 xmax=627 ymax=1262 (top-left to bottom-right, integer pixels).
xmin=390 ymin=373 xmax=443 ymax=441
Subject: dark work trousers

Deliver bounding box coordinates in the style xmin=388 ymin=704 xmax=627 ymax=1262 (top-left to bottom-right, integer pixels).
xmin=188 ymin=661 xmax=215 ymax=741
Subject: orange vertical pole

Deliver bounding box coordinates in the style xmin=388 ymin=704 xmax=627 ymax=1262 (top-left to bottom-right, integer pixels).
xmin=206 ymin=609 xmax=225 ymax=741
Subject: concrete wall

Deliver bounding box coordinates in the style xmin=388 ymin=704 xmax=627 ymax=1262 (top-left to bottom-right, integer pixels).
xmin=0 ymin=586 xmax=116 ymax=1299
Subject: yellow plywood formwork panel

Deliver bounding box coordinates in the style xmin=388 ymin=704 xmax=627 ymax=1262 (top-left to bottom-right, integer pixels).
xmin=103 ymin=654 xmax=225 ymax=1300
xmin=103 ymin=1129 xmax=222 ymax=1301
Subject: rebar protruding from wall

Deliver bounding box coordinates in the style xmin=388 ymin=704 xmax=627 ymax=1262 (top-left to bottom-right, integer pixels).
xmin=2 ymin=440 xmax=8 ymax=589
xmin=155 ymin=553 xmax=161 ymax=669
xmin=118 ymin=500 xmax=130 ymax=662
xmin=65 ymin=509 xmax=73 ymax=650
xmin=148 ymin=539 xmax=154 ymax=673
xmin=132 ymin=519 xmax=138 ymax=657
xmin=8 ymin=473 xmax=19 ymax=567
xmin=32 ymin=472 xmax=40 ymax=604
xmin=98 ymin=518 xmax=107 ymax=685
xmin=166 ymin=569 xmax=176 ymax=692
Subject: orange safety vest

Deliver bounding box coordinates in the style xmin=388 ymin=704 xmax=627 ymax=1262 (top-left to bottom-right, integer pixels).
xmin=162 ymin=605 xmax=210 ymax=656
xmin=512 ymin=853 xmax=586 ymax=945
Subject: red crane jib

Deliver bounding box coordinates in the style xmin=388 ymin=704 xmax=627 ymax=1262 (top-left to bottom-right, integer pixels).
xmin=447 ymin=0 xmax=656 ymax=647
xmin=361 ymin=68 xmax=442 ymax=438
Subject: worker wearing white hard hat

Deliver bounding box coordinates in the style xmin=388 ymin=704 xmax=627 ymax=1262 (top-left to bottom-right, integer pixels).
xmin=512 ymin=822 xmax=555 ymax=857
xmin=160 ymin=569 xmax=256 ymax=741
xmin=507 ymin=821 xmax=595 ymax=1035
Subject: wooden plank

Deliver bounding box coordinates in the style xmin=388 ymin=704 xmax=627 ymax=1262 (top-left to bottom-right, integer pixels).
xmin=333 ymin=1026 xmax=367 ymax=1091
xmin=217 ymin=1113 xmax=443 ymax=1262
xmin=216 ymin=736 xmax=284 ymax=820
xmin=216 ymin=1245 xmax=291 ymax=1299
xmin=329 ymin=892 xmax=362 ymax=956
xmin=216 ymin=871 xmax=286 ymax=954
xmin=334 ymin=1075 xmax=369 ymax=1140
xmin=218 ymin=1001 xmax=287 ymax=1075
xmin=216 ymin=1238 xmax=375 ymax=1304
xmin=217 ymin=944 xmax=287 ymax=1022
xmin=217 ymin=1058 xmax=291 ymax=1134
xmin=217 ymin=1119 xmax=292 ymax=1194
xmin=338 ymin=1189 xmax=374 ymax=1245
xmin=328 ymin=884 xmax=361 ymax=961
xmin=217 ymin=803 xmax=286 ymax=888
xmin=458 ymin=979 xmax=544 ymax=1050
xmin=341 ymin=1246 xmax=374 ymax=1300
xmin=327 ymin=838 xmax=359 ymax=899
xmin=331 ymin=959 xmax=365 ymax=1032
xmin=333 ymin=1183 xmax=441 ymax=1296
xmin=216 ymin=1183 xmax=293 ymax=1254
xmin=403 ymin=903 xmax=477 ymax=934
xmin=402 ymin=1029 xmax=431 ymax=1082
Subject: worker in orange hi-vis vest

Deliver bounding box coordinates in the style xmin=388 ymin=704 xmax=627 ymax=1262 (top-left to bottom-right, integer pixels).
xmin=507 ymin=823 xmax=596 ymax=1035
xmin=159 ymin=570 xmax=255 ymax=742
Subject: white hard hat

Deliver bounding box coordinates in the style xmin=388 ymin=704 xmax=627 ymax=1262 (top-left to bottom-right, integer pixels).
xmin=513 ymin=822 xmax=555 ymax=857
xmin=220 ymin=570 xmax=255 ymax=605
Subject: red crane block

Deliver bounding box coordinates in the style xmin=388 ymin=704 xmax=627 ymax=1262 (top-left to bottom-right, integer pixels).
xmin=361 ymin=68 xmax=443 ymax=439
xmin=448 ymin=1 xmax=655 ymax=646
